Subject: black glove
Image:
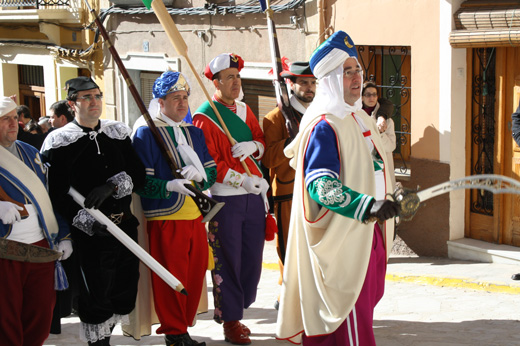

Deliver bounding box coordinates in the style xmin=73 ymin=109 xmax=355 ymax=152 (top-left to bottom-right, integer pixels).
xmin=84 ymin=183 xmax=116 ymax=209
xmin=368 ymin=199 xmax=401 ymax=221
xmin=91 ymin=221 xmax=110 ymax=237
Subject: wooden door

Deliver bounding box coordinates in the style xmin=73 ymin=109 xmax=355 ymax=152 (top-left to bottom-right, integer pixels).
xmin=466 ymin=46 xmax=520 ymax=245
xmin=507 ymin=69 xmax=520 ymax=246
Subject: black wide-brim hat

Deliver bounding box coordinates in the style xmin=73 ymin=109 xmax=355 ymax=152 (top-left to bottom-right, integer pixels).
xmin=280 ymin=61 xmax=314 ymax=78
xmin=65 ymin=76 xmax=99 ymax=98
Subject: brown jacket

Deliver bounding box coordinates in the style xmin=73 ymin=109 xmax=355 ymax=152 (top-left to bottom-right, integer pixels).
xmin=262 ymin=107 xmax=302 ymax=199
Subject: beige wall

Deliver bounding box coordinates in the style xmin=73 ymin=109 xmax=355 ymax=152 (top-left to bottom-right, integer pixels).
xmin=0 ymin=63 xmax=19 ymax=99
xmin=110 ymin=5 xmax=311 ymax=110
xmin=330 ymin=0 xmax=441 ymax=161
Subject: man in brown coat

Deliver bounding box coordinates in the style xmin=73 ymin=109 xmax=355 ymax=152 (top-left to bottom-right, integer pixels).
xmin=262 ymin=61 xmax=316 ymax=307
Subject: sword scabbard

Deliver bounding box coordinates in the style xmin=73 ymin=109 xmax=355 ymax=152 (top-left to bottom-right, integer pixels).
xmin=0 ymin=186 xmax=29 ymax=219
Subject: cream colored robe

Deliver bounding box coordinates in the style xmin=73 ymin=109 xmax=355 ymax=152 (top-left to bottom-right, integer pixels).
xmin=276 ymin=110 xmax=394 ymax=343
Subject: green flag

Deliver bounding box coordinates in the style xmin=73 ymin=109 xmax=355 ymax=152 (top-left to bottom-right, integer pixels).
xmin=142 ymin=0 xmax=152 ymax=9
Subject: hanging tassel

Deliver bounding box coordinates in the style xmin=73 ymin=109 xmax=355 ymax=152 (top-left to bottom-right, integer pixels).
xmin=54 ymin=261 xmax=69 ymax=291
xmin=264 ymin=213 xmax=278 ymax=241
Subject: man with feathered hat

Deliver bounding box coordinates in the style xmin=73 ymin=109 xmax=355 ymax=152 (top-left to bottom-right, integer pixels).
xmin=41 ymin=76 xmax=146 ymax=345
xmin=132 ymin=71 xmax=217 ymax=346
xmin=0 ymin=96 xmax=72 ymax=345
xmin=193 ymin=53 xmax=268 ymax=345
xmin=276 ymin=31 xmax=400 ymax=345
xmin=262 ymin=60 xmax=316 ymax=309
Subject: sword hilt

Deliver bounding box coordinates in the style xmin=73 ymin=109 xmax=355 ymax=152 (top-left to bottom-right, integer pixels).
xmin=391 ymin=183 xmax=421 ymax=221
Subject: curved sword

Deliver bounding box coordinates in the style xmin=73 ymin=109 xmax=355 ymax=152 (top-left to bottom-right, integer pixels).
xmin=393 ymin=174 xmax=520 ymax=221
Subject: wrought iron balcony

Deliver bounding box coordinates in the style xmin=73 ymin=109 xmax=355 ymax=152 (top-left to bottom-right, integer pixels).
xmin=0 ymin=0 xmax=71 ymax=8
xmin=0 ymin=0 xmax=81 ymax=25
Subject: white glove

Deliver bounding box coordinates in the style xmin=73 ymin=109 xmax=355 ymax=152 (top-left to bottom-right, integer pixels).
xmin=57 ymin=240 xmax=73 ymax=261
xmin=232 ymin=141 xmax=258 ymax=161
xmin=259 ymin=178 xmax=270 ymax=213
xmin=179 ymin=165 xmax=203 ymax=183
xmin=166 ymin=179 xmax=196 ymax=197
xmin=0 ymin=201 xmax=24 ymax=224
xmin=241 ymin=176 xmax=262 ymax=195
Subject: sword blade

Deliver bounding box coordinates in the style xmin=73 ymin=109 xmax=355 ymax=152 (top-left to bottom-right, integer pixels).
xmin=416 ymin=174 xmax=520 ymax=203
xmin=397 ymin=174 xmax=520 ymax=221
xmin=68 ymin=187 xmax=187 ymax=296
xmin=0 ymin=237 xmax=62 ymax=263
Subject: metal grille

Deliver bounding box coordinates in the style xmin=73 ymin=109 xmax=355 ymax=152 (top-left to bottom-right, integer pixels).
xmin=18 ymin=65 xmax=44 ymax=87
xmin=357 ymin=45 xmax=412 ymax=174
xmin=0 ymin=0 xmax=69 ymax=7
xmin=470 ymin=47 xmax=496 ymax=215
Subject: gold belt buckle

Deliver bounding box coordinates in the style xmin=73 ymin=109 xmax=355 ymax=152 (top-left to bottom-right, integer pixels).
xmin=109 ymin=212 xmax=124 ymax=225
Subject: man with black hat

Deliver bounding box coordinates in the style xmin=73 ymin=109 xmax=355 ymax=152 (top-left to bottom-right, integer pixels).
xmin=132 ymin=71 xmax=216 ymax=346
xmin=41 ymin=76 xmax=146 ymax=345
xmin=193 ymin=53 xmax=268 ymax=345
xmin=276 ymin=32 xmax=400 ymax=345
xmin=262 ymin=60 xmax=316 ymax=308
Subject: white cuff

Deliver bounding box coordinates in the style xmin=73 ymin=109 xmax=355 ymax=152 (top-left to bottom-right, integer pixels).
xmin=253 ymin=141 xmax=264 ymax=159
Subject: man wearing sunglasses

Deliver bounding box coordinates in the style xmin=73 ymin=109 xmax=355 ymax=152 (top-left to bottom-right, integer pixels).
xmin=41 ymin=76 xmax=146 ymax=346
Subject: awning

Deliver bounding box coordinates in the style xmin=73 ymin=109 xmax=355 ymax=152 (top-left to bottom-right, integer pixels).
xmin=450 ymin=0 xmax=520 ymax=48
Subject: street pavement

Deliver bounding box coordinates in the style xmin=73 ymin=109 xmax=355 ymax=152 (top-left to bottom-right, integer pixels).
xmin=44 ymin=240 xmax=520 ymax=346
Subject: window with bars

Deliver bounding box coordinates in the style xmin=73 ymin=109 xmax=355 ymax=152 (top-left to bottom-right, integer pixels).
xmin=357 ymin=45 xmax=412 ymax=174
xmin=140 ymin=71 xmax=161 ymax=111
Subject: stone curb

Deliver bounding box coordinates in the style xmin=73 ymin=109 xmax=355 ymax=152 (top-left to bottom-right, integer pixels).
xmin=263 ymin=261 xmax=520 ymax=295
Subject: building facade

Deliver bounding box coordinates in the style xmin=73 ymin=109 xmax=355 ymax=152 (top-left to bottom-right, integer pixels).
xmin=2 ymin=0 xmax=519 ymax=261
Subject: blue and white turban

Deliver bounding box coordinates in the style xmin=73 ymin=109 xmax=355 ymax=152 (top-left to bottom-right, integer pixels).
xmin=152 ymin=71 xmax=191 ymax=99
xmin=145 ymin=71 xmax=192 ymax=121
xmin=310 ymin=31 xmax=358 ymax=79
xmin=302 ymin=31 xmax=363 ymax=127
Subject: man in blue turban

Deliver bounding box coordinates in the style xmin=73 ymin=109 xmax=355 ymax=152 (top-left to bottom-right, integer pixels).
xmin=132 ymin=71 xmax=216 ymax=346
xmin=276 ymin=31 xmax=400 ymax=345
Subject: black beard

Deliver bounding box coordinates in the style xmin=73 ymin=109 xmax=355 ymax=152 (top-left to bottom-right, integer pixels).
xmin=295 ymin=92 xmax=314 ymax=104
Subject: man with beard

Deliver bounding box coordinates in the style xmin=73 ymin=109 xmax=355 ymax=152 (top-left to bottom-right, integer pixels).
xmin=41 ymin=76 xmax=145 ymax=345
xmin=262 ymin=61 xmax=316 ymax=309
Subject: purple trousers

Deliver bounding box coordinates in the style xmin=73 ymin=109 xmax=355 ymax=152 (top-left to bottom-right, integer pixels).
xmin=208 ymin=193 xmax=265 ymax=323
xmin=302 ymin=223 xmax=387 ymax=346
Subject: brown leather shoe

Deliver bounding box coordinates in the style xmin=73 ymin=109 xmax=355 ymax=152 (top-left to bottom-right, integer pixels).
xmin=239 ymin=322 xmax=251 ymax=336
xmin=223 ymin=321 xmax=251 ymax=345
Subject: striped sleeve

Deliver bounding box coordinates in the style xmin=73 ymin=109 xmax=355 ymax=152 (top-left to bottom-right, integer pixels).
xmin=304 ymin=119 xmax=374 ymax=221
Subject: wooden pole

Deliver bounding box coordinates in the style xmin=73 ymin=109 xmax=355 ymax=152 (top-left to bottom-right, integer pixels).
xmin=84 ymin=0 xmax=224 ymax=222
xmin=149 ymin=0 xmax=252 ymax=177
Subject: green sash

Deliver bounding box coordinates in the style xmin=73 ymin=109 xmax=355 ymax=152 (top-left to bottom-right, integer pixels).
xmin=195 ymin=101 xmax=253 ymax=142
xmin=195 ymin=101 xmax=262 ymax=174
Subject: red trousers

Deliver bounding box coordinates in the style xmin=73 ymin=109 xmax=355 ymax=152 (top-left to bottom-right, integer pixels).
xmin=147 ymin=217 xmax=208 ymax=335
xmin=0 ymin=239 xmax=56 ymax=346
xmin=302 ymin=224 xmax=387 ymax=346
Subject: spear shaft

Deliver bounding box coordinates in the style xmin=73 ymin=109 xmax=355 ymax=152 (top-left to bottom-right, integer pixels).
xmin=264 ymin=0 xmax=300 ymax=138
xmin=84 ymin=0 xmax=224 ymax=222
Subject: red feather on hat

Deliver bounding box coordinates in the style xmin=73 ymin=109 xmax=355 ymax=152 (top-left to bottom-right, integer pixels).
xmin=268 ymin=56 xmax=291 ymax=76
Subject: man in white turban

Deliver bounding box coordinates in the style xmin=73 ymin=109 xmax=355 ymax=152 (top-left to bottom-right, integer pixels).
xmin=276 ymin=31 xmax=400 ymax=345
xmin=0 ymin=96 xmax=72 ymax=345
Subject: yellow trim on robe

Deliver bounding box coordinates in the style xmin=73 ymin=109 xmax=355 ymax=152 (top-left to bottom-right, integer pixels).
xmin=148 ymin=183 xmax=201 ymax=221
